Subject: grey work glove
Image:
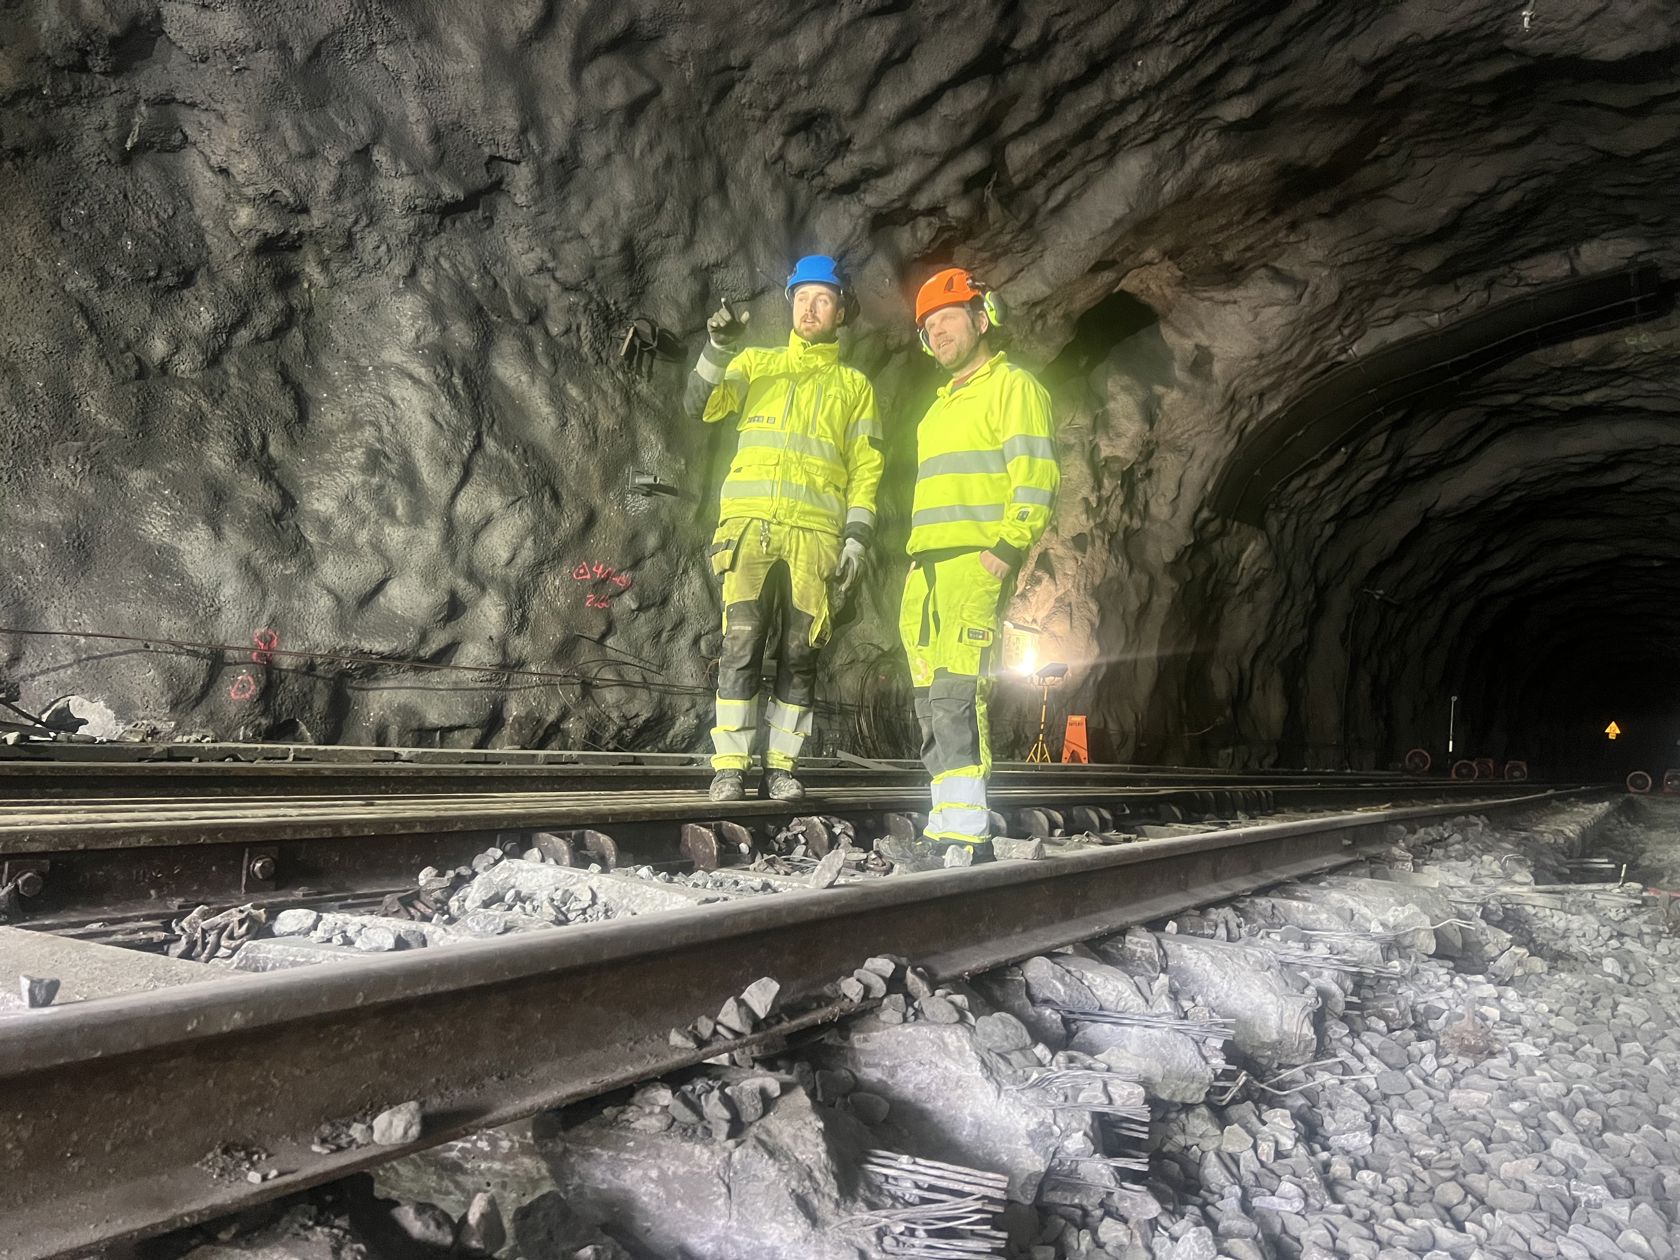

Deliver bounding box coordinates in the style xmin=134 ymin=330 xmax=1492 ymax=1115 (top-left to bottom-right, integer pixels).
xmin=706 ymin=300 xmax=751 ymax=351
xmin=830 ymin=538 xmax=867 ymax=603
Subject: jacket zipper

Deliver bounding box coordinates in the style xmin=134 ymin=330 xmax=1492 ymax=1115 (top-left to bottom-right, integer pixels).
xmin=768 ymin=379 xmax=797 ymax=525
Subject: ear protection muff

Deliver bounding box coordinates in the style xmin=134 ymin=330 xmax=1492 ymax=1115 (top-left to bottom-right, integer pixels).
xmin=918 ymin=288 xmax=1003 ymax=355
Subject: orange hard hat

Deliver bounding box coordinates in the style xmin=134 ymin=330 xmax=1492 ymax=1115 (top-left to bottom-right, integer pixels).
xmin=915 ymin=267 xmax=986 ymax=326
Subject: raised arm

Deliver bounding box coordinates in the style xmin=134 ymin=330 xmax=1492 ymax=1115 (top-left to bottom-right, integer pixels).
xmin=683 ymin=302 xmax=753 ymax=423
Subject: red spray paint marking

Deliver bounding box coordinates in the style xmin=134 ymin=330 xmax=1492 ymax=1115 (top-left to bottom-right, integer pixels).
xmin=572 ymin=563 xmax=634 ymax=609
xmin=231 ymin=628 xmax=281 ymax=701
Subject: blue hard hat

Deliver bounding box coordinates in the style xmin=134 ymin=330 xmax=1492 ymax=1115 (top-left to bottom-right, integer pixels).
xmin=785 ymin=254 xmax=845 ymax=300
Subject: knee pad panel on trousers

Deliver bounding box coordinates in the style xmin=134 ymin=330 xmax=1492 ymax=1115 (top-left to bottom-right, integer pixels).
xmin=777 ymin=607 xmax=820 ymax=709
xmin=717 ymin=600 xmax=769 ymax=700
xmin=928 ymin=674 xmax=983 ymax=776
xmin=912 ymin=687 xmax=937 ymax=765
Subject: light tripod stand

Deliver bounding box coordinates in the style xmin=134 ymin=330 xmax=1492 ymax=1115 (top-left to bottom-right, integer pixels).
xmin=1024 ymin=663 xmax=1068 ymax=763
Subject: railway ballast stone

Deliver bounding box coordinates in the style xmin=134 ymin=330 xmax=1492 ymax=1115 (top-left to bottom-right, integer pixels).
xmin=194 ymin=801 xmax=1680 ymax=1260
xmin=389 ymin=1200 xmax=455 ymax=1248
xmin=1057 ymin=954 xmax=1151 ymax=1012
xmin=511 ymin=1192 xmax=633 ymax=1260
xmin=824 ymin=1018 xmax=1105 ymax=1204
xmin=1072 ymin=801 xmax=1680 ymax=1260
xmin=1020 ymin=956 xmax=1100 ymax=1011
xmin=1310 ymin=874 xmax=1465 ymax=956
xmin=1016 ymin=953 xmax=1223 ymax=1104
xmin=372 ymin=1100 xmax=423 ymax=1146
xmin=740 ymin=976 xmax=782 ymax=1020
xmin=376 ymin=1120 xmax=556 ymax=1219
xmin=552 ymin=1078 xmax=874 ymax=1259
xmin=271 ymin=909 xmax=320 ymax=936
xmin=808 ymin=847 xmax=846 ymax=888
xmin=232 ymin=939 xmax=369 ymax=972
xmin=993 ymin=836 xmax=1049 ymax=861
xmin=455 ymin=1191 xmax=508 ymax=1256
xmin=1067 ymin=1019 xmax=1221 ymax=1105
xmin=450 ymin=858 xmax=731 ymax=920
xmin=975 ymin=1012 xmax=1034 ymax=1052
xmin=276 ymin=910 xmax=447 ymax=951
xmin=1150 ymin=932 xmax=1321 ymax=1068
xmin=175 ymin=1205 xmax=371 ymax=1260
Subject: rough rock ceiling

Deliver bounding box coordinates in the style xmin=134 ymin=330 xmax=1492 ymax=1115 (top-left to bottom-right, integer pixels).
xmin=1 ymin=0 xmax=1676 ymax=773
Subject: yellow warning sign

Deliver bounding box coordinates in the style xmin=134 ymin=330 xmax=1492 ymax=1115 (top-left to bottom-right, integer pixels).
xmin=1606 ymin=721 xmax=1622 ymax=741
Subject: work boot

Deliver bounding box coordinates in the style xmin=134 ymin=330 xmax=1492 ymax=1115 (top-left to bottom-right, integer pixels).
xmin=709 ymin=770 xmax=745 ymax=803
xmin=762 ymin=768 xmax=804 ymax=802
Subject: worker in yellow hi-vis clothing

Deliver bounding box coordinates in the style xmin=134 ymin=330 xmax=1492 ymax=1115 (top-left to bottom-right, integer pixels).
xmin=882 ymin=267 xmax=1058 ymax=867
xmin=684 ymin=255 xmax=884 ymax=804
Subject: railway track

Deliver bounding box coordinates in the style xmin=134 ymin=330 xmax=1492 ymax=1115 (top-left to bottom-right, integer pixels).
xmin=0 ymin=743 xmax=1526 ymax=925
xmin=0 ymin=749 xmax=1589 ymax=1260
xmin=0 ymin=738 xmax=1520 ymax=796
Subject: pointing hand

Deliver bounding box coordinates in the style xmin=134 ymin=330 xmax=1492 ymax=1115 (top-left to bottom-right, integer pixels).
xmin=706 ymin=301 xmax=751 ymax=351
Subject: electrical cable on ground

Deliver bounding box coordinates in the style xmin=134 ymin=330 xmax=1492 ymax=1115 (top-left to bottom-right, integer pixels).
xmin=0 ymin=623 xmax=887 ymax=757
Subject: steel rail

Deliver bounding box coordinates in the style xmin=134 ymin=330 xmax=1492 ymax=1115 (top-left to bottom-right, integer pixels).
xmin=0 ymin=741 xmax=1474 ymax=798
xmin=0 ymin=787 xmax=1582 ymax=1259
xmin=0 ymin=739 xmax=1414 ymax=775
xmin=0 ymin=758 xmax=1424 ymax=780
xmin=0 ymin=760 xmax=1462 ymax=801
xmin=0 ymin=779 xmax=1513 ymax=855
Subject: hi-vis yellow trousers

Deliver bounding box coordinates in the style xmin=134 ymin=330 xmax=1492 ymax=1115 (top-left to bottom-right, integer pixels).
xmin=898 ymin=550 xmax=1008 ymax=845
xmin=708 ymin=518 xmax=839 ymax=772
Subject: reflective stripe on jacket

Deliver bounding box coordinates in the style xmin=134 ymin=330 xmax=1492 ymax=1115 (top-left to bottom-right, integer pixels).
xmin=691 ymin=332 xmax=883 ymax=542
xmin=907 ymin=352 xmax=1058 ymax=564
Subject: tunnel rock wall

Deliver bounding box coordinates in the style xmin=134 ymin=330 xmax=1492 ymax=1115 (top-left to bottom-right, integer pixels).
xmin=1 ymin=0 xmax=1677 ymax=766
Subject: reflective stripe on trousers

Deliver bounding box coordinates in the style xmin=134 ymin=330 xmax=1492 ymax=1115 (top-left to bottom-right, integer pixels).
xmin=928 ymin=769 xmax=989 ymax=844
xmin=765 ymin=697 xmax=815 ymax=771
xmin=711 ymin=694 xmax=760 ymax=769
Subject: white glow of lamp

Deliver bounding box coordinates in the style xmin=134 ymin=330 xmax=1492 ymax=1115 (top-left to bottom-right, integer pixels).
xmin=1003 ymin=621 xmax=1042 ymax=678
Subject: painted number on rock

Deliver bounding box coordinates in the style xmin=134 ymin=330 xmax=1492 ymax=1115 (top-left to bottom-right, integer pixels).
xmin=572 ymin=562 xmax=634 ymax=609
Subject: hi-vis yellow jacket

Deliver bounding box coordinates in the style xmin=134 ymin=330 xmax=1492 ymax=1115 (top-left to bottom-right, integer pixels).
xmin=687 ymin=332 xmax=883 ymax=543
xmin=907 ymin=352 xmax=1058 ymax=565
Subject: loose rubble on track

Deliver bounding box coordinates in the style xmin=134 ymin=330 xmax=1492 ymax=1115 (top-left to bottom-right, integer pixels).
xmin=183 ymin=811 xmax=1245 ymax=972
xmin=163 ymin=796 xmax=1680 ymax=1260
xmin=224 ymin=815 xmax=892 ymax=971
